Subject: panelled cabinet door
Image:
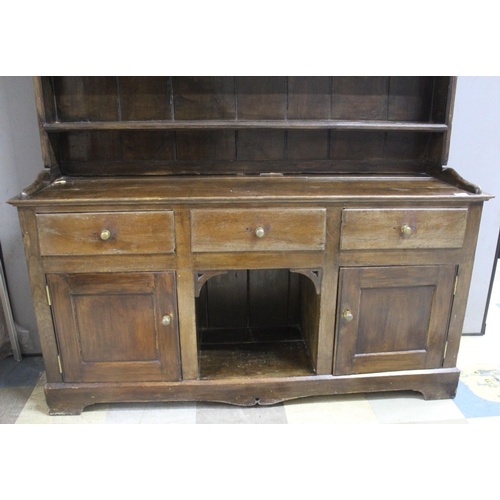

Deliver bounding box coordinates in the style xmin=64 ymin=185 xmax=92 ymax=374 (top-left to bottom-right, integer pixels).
xmin=335 ymin=266 xmax=456 ymax=375
xmin=47 ymin=272 xmax=181 ymax=383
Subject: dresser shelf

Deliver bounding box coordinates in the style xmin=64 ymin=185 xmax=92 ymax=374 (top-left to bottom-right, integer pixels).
xmin=43 ymin=119 xmax=449 ymax=132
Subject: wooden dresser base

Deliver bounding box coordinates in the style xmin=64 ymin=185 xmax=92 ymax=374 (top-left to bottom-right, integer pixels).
xmin=44 ymin=368 xmax=460 ymax=415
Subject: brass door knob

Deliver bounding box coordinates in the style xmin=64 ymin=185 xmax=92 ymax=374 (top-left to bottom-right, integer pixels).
xmin=342 ymin=309 xmax=354 ymax=322
xmin=255 ymin=227 xmax=265 ymax=238
xmin=401 ymin=224 xmax=413 ymax=235
xmin=100 ymin=229 xmax=111 ymax=241
xmin=162 ymin=314 xmax=172 ymax=326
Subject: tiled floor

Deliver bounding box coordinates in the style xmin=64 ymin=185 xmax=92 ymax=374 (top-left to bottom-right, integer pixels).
xmin=2 ymin=271 xmax=500 ymax=424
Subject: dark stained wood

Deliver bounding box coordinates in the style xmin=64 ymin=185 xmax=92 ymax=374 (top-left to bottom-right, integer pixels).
xmin=199 ymin=339 xmax=314 ymax=379
xmin=173 ymin=77 xmax=236 ymax=120
xmin=37 ymin=211 xmax=175 ymax=256
xmin=444 ymin=202 xmax=484 ymax=367
xmin=388 ymin=77 xmax=434 ymax=122
xmin=47 ymin=272 xmax=181 ymax=383
xmin=43 ymin=119 xmax=449 ymax=131
xmin=236 ymin=77 xmax=286 ymax=120
xmin=298 ymin=274 xmax=320 ymax=373
xmin=43 ymin=368 xmax=461 ymax=414
xmin=335 ymin=265 xmax=456 ymax=375
xmin=332 ymin=77 xmax=389 ymax=120
xmin=7 ymin=76 xmax=491 ymax=413
xmin=16 ymin=208 xmax=62 ymax=382
xmin=118 ymin=77 xmax=171 ymax=121
xmin=33 ymin=77 xmax=58 ymax=169
xmin=249 ymin=269 xmax=290 ymax=327
xmin=176 ymin=130 xmax=235 ymax=160
xmin=207 ymin=270 xmax=248 ymax=328
xmin=58 ymin=131 xmax=122 ymax=163
xmin=11 ymin=175 xmax=492 ymax=207
xmin=288 ymin=77 xmax=331 ymax=119
xmin=340 ymin=208 xmax=468 ymax=250
xmin=53 ymin=77 xmax=119 ymax=122
xmin=58 ymin=159 xmax=430 ymax=177
xmin=121 ymin=131 xmax=176 ymax=161
xmin=190 ymin=208 xmax=326 ymax=252
xmin=330 ymin=130 xmax=386 ymax=160
xmin=237 ymin=129 xmax=285 ymax=160
xmin=287 ymin=130 xmax=329 ymax=160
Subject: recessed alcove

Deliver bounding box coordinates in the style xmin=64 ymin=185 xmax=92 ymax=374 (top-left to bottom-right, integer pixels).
xmin=195 ymin=268 xmax=321 ymax=379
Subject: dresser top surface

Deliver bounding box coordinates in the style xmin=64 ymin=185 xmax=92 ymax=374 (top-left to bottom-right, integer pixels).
xmin=10 ymin=174 xmax=492 ymax=206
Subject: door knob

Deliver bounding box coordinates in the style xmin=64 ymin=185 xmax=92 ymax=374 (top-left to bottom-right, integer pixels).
xmin=255 ymin=227 xmax=265 ymax=238
xmin=342 ymin=309 xmax=354 ymax=322
xmin=100 ymin=229 xmax=111 ymax=241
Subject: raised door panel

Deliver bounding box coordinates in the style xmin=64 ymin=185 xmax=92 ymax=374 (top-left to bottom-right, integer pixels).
xmin=335 ymin=266 xmax=456 ymax=375
xmin=47 ymin=272 xmax=180 ymax=383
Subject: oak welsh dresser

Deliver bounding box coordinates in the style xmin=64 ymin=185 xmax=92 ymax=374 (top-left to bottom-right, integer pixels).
xmin=8 ymin=77 xmax=492 ymax=414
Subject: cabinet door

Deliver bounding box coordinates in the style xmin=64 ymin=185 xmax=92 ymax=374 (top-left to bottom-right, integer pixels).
xmin=47 ymin=272 xmax=181 ymax=383
xmin=335 ymin=266 xmax=456 ymax=375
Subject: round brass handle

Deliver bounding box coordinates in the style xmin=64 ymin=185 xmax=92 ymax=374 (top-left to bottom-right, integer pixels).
xmin=401 ymin=224 xmax=413 ymax=236
xmin=342 ymin=309 xmax=354 ymax=322
xmin=162 ymin=314 xmax=172 ymax=326
xmin=255 ymin=227 xmax=265 ymax=238
xmin=100 ymin=229 xmax=111 ymax=241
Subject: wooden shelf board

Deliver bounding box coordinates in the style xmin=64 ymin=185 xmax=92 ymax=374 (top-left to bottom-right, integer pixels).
xmin=43 ymin=119 xmax=449 ymax=132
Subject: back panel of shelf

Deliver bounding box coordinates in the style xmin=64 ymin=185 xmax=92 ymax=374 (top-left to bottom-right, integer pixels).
xmin=35 ymin=76 xmax=455 ymax=176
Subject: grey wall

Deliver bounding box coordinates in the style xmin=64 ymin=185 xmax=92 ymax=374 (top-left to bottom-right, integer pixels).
xmin=0 ymin=76 xmax=44 ymax=353
xmin=0 ymin=76 xmax=498 ymax=354
xmin=447 ymin=77 xmax=500 ymax=334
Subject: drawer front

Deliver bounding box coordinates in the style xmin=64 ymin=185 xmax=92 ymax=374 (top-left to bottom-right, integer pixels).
xmin=340 ymin=208 xmax=468 ymax=250
xmin=191 ymin=208 xmax=326 ymax=252
xmin=37 ymin=211 xmax=175 ymax=256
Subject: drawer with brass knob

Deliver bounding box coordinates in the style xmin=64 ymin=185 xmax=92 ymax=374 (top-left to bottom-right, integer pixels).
xmin=190 ymin=208 xmax=326 ymax=253
xmin=340 ymin=208 xmax=468 ymax=250
xmin=37 ymin=211 xmax=175 ymax=256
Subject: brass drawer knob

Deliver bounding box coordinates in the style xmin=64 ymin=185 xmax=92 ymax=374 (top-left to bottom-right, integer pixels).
xmin=255 ymin=226 xmax=265 ymax=238
xmin=342 ymin=309 xmax=354 ymax=322
xmin=100 ymin=229 xmax=111 ymax=241
xmin=401 ymin=224 xmax=413 ymax=235
xmin=162 ymin=314 xmax=172 ymax=326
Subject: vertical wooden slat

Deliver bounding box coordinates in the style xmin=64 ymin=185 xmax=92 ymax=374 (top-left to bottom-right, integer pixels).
xmin=58 ymin=131 xmax=122 ymax=163
xmin=237 ymin=130 xmax=285 ymax=160
xmin=121 ymin=131 xmax=176 ymax=161
xmin=236 ymin=77 xmax=286 ymax=120
xmin=384 ymin=131 xmax=429 ymax=160
xmin=331 ymin=77 xmax=389 ymax=120
xmin=287 ymin=130 xmax=329 ymax=160
xmin=318 ymin=207 xmax=342 ymax=374
xmin=288 ymin=77 xmax=331 ymax=119
xmin=174 ymin=208 xmax=198 ymax=379
xmin=331 ymin=130 xmax=386 ymax=160
xmin=119 ymin=77 xmax=171 ymax=120
xmin=17 ymin=207 xmax=62 ymax=382
xmin=299 ymin=274 xmax=321 ymax=370
xmin=249 ymin=269 xmax=289 ymax=327
xmin=32 ymin=77 xmax=58 ymax=168
xmin=173 ymin=77 xmax=236 ymax=120
xmin=207 ymin=271 xmax=248 ymax=328
xmin=388 ymin=76 xmax=434 ymax=122
xmin=444 ymin=203 xmax=484 ymax=368
xmin=53 ymin=77 xmax=119 ymax=121
xmin=176 ymin=130 xmax=236 ymax=160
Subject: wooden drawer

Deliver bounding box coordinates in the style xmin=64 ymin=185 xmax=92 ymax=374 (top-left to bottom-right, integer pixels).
xmin=191 ymin=208 xmax=326 ymax=252
xmin=340 ymin=208 xmax=468 ymax=250
xmin=37 ymin=211 xmax=175 ymax=256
